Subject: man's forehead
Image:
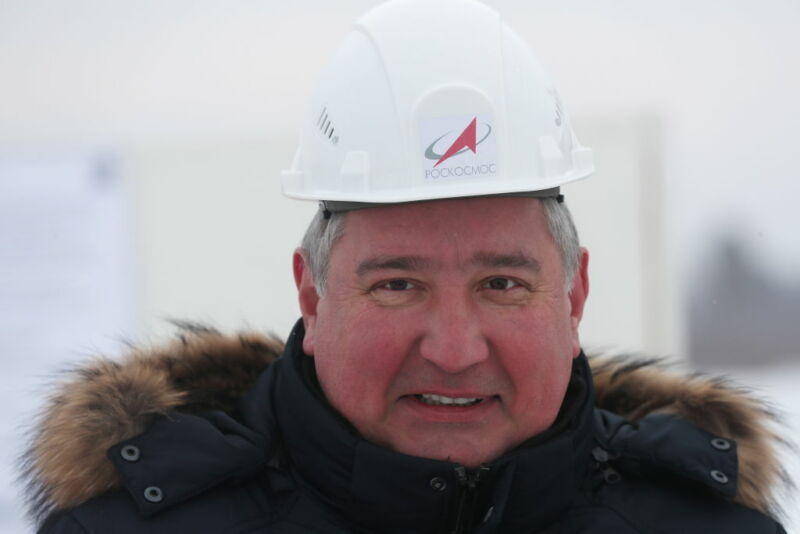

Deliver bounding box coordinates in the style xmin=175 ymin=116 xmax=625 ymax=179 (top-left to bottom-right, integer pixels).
xmin=344 ymin=195 xmax=545 ymax=228
xmin=328 ymin=197 xmax=554 ymax=273
xmin=337 ymin=197 xmax=548 ymax=252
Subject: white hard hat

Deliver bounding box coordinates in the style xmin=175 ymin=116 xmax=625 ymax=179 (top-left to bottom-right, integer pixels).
xmin=281 ymin=0 xmax=593 ymax=207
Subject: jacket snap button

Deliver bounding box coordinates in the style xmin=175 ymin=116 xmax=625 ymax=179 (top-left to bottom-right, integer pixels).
xmin=603 ymin=467 xmax=621 ymax=484
xmin=711 ymin=438 xmax=731 ymax=451
xmin=120 ymin=445 xmax=140 ymax=462
xmin=429 ymin=477 xmax=447 ymax=492
xmin=591 ymin=446 xmax=609 ymax=463
xmin=143 ymin=486 xmax=164 ymax=503
xmin=710 ymin=470 xmax=729 ymax=484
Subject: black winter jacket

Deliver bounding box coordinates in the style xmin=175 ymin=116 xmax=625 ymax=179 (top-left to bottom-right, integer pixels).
xmin=25 ymin=321 xmax=786 ymax=533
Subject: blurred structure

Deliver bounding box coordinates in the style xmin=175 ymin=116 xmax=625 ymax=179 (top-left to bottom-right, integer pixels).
xmin=689 ymin=232 xmax=800 ymax=367
xmin=569 ymin=115 xmax=678 ymax=356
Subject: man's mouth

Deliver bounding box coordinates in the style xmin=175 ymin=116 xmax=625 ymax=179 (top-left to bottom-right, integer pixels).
xmin=414 ymin=394 xmax=484 ymax=407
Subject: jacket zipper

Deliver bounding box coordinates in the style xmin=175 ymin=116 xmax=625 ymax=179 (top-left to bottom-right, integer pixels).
xmin=448 ymin=465 xmax=490 ymax=534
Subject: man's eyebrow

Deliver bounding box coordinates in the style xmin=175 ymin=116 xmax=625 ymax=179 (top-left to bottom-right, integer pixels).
xmin=469 ymin=251 xmax=541 ymax=272
xmin=356 ymin=255 xmax=433 ymax=277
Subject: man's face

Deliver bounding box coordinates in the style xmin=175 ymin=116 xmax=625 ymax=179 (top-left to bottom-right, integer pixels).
xmin=294 ymin=197 xmax=589 ymax=468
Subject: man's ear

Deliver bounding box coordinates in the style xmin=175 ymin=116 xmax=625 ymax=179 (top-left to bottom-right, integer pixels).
xmin=293 ymin=249 xmax=319 ymax=355
xmin=568 ymin=247 xmax=590 ymax=358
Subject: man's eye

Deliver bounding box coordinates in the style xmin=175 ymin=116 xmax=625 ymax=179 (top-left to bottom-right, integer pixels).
xmin=380 ymin=279 xmax=416 ymax=291
xmin=483 ymin=277 xmax=519 ymax=290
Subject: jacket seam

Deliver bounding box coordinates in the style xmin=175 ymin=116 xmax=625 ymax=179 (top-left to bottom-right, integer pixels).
xmin=47 ymin=511 xmax=91 ymax=534
xmin=594 ymin=501 xmax=652 ymax=534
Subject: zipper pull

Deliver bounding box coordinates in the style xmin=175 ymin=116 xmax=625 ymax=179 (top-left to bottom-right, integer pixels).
xmin=455 ymin=465 xmax=469 ymax=486
xmin=455 ymin=465 xmax=490 ymax=489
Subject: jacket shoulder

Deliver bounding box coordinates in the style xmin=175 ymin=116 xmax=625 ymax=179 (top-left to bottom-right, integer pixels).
xmin=21 ymin=323 xmax=283 ymax=528
xmin=588 ymin=355 xmax=789 ymax=530
xmin=586 ymin=468 xmax=785 ymax=533
xmin=559 ymin=487 xmax=785 ymax=534
xmin=37 ymin=475 xmax=289 ymax=534
xmin=37 ymin=470 xmax=357 ymax=534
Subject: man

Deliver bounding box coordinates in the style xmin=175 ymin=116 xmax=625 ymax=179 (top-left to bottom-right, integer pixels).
xmin=24 ymin=0 xmax=786 ymax=532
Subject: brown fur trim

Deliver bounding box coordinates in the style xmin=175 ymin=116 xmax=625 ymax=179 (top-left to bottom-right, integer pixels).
xmin=21 ymin=331 xmax=786 ymax=523
xmin=590 ymin=354 xmax=787 ymax=517
xmin=20 ymin=324 xmax=282 ymax=524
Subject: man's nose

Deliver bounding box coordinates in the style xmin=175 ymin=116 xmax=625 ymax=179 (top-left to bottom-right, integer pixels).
xmin=418 ymin=296 xmax=490 ymax=373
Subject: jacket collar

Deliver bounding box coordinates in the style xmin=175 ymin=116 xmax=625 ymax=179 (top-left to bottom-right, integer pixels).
xmin=266 ymin=321 xmax=596 ymax=533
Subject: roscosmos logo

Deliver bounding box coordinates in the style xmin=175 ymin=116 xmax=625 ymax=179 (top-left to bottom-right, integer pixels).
xmin=419 ymin=114 xmax=497 ymax=180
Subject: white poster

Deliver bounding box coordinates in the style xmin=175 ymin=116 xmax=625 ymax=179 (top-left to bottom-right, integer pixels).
xmin=0 ymin=149 xmax=133 ymax=531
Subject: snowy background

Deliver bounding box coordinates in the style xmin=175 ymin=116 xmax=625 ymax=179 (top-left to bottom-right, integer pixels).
xmin=1 ymin=1 xmax=798 ymax=531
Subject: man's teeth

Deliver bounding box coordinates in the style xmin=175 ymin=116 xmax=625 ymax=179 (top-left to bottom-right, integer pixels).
xmin=416 ymin=394 xmax=483 ymax=407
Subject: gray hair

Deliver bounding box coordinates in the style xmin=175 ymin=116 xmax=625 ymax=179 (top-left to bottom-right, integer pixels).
xmin=300 ymin=197 xmax=581 ymax=296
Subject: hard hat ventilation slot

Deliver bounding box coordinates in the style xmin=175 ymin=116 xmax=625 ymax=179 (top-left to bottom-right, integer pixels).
xmin=316 ymin=106 xmax=339 ymax=145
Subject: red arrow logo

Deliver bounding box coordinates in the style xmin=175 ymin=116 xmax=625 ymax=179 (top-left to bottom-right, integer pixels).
xmin=434 ymin=117 xmax=477 ymax=167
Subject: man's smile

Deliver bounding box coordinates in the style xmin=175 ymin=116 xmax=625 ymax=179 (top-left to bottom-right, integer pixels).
xmin=394 ymin=392 xmax=503 ymax=424
xmin=415 ymin=394 xmax=484 ymax=407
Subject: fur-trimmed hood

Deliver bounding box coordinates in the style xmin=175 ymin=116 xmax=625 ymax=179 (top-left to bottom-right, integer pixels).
xmin=20 ymin=324 xmax=786 ymax=524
